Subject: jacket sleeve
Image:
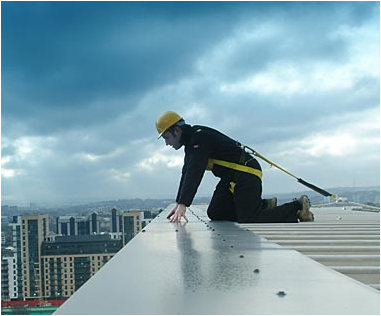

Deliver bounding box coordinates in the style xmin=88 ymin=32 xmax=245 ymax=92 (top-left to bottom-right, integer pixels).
xmin=175 ymin=160 xmax=187 ymax=203
xmin=176 ymin=134 xmax=210 ymax=207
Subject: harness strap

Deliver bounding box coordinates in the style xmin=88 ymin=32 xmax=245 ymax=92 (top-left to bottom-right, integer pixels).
xmin=207 ymin=159 xmax=262 ymax=180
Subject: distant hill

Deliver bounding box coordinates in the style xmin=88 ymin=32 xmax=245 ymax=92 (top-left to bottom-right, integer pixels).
xmin=61 ymin=186 xmax=380 ymax=211
xmin=2 ymin=186 xmax=379 ymax=216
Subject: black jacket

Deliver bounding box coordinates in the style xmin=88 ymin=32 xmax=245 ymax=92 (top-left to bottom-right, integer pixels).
xmin=176 ymin=125 xmax=261 ymax=206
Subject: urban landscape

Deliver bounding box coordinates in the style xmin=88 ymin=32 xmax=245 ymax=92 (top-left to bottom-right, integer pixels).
xmin=1 ymin=187 xmax=379 ymax=314
xmin=1 ymin=200 xmax=167 ymax=315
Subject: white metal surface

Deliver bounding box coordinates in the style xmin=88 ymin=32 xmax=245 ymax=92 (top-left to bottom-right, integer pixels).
xmin=55 ymin=205 xmax=379 ymax=315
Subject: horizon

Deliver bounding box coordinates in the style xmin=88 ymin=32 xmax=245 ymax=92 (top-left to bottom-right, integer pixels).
xmin=2 ymin=184 xmax=379 ymax=208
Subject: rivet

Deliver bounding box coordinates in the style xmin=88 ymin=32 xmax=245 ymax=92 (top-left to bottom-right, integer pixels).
xmin=230 ymin=245 xmax=234 ymax=248
xmin=253 ymin=269 xmax=260 ymax=273
xmin=239 ymin=254 xmax=244 ymax=258
xmin=175 ymin=229 xmax=179 ymax=232
xmin=277 ymin=291 xmax=286 ymax=297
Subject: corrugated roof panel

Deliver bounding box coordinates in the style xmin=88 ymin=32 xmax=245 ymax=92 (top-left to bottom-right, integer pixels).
xmin=238 ymin=206 xmax=380 ymax=290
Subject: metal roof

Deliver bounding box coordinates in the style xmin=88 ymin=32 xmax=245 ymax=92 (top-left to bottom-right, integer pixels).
xmin=238 ymin=206 xmax=380 ymax=290
xmin=55 ymin=204 xmax=379 ymax=315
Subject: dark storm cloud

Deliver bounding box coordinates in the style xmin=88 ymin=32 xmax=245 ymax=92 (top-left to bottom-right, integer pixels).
xmin=1 ymin=1 xmax=252 ymax=135
xmin=2 ymin=1 xmax=378 ymax=122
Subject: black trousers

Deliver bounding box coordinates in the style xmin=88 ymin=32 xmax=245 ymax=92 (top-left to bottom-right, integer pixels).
xmin=207 ymin=171 xmax=300 ymax=223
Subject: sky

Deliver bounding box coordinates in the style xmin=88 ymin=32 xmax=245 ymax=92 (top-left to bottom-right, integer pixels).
xmin=1 ymin=1 xmax=380 ymax=206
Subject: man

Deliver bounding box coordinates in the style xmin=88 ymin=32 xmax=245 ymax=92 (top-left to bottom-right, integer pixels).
xmin=156 ymin=111 xmax=314 ymax=224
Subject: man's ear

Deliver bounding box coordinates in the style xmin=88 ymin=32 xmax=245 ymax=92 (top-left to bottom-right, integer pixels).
xmin=174 ymin=126 xmax=182 ymax=136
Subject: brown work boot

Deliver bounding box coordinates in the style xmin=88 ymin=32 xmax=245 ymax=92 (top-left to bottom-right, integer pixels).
xmin=264 ymin=197 xmax=277 ymax=209
xmin=297 ymin=195 xmax=315 ymax=222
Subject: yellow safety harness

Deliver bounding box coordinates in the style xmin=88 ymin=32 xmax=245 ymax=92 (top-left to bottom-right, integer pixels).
xmin=206 ymin=158 xmax=262 ymax=194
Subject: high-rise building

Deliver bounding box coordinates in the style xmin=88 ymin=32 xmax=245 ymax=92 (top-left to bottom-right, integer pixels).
xmin=121 ymin=211 xmax=142 ymax=245
xmin=2 ymin=211 xmax=135 ymax=302
xmin=22 ymin=214 xmax=49 ymax=300
xmin=2 ymin=214 xmax=49 ymax=300
xmin=1 ymin=252 xmax=17 ymax=300
xmin=111 ymin=208 xmax=122 ymax=233
xmin=56 ymin=213 xmax=100 ymax=236
xmin=41 ymin=235 xmax=122 ymax=298
xmin=4 ymin=214 xmax=49 ymax=300
xmin=7 ymin=216 xmax=23 ymax=299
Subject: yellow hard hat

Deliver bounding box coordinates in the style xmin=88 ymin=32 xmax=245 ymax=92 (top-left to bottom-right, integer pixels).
xmin=156 ymin=111 xmax=183 ymax=138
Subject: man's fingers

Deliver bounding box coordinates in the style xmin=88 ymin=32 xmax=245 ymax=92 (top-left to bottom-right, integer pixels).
xmin=167 ymin=205 xmax=187 ymax=223
xmin=166 ymin=210 xmax=175 ymax=219
xmin=170 ymin=214 xmax=188 ymax=223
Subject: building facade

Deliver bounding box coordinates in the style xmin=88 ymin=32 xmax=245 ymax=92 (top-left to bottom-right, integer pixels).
xmin=2 ymin=209 xmax=145 ymax=302
xmin=41 ymin=235 xmax=122 ymax=299
xmin=3 ymin=214 xmax=50 ymax=300
xmin=1 ymin=256 xmax=16 ymax=300
xmin=121 ymin=211 xmax=143 ymax=245
xmin=56 ymin=213 xmax=100 ymax=236
xmin=21 ymin=214 xmax=49 ymax=299
xmin=111 ymin=208 xmax=122 ymax=233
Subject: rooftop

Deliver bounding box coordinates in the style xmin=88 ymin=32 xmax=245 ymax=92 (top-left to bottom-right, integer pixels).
xmin=55 ymin=204 xmax=380 ymax=315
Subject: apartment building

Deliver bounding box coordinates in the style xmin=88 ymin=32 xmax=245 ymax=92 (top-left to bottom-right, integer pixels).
xmin=121 ymin=211 xmax=142 ymax=245
xmin=41 ymin=235 xmax=122 ymax=298
xmin=56 ymin=213 xmax=100 ymax=236
xmin=2 ymin=209 xmax=143 ymax=301
xmin=2 ymin=214 xmax=50 ymax=300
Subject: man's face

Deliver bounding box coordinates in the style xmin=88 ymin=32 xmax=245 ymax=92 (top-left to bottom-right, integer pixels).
xmin=162 ymin=127 xmax=182 ymax=150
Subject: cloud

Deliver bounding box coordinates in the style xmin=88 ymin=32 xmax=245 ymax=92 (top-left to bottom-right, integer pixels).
xmin=1 ymin=1 xmax=247 ymax=137
xmin=1 ymin=1 xmax=379 ymax=204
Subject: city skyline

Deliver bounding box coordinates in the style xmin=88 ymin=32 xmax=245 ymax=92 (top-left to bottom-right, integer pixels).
xmin=1 ymin=2 xmax=380 ymax=205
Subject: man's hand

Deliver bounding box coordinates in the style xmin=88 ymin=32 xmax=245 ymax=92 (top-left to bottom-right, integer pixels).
xmin=167 ymin=203 xmax=188 ymax=223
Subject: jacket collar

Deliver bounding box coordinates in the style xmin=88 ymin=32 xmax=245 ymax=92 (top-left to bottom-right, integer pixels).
xmin=180 ymin=124 xmax=192 ymax=146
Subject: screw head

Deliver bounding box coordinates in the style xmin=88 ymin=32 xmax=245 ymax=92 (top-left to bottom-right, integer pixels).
xmin=277 ymin=291 xmax=286 ymax=297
